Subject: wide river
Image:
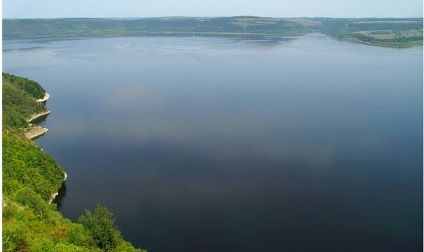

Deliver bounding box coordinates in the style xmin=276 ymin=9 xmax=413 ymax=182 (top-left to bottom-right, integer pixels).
xmin=3 ymin=35 xmax=423 ymax=252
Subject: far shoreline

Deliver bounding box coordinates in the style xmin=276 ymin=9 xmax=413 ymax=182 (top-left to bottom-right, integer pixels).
xmin=3 ymin=17 xmax=422 ymax=48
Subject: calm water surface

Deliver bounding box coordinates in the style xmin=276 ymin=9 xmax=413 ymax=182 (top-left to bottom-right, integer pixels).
xmin=3 ymin=35 xmax=423 ymax=252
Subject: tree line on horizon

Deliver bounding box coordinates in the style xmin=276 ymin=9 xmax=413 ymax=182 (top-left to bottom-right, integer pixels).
xmin=3 ymin=17 xmax=422 ymax=47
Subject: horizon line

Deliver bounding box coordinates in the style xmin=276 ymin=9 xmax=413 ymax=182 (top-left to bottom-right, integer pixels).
xmin=3 ymin=15 xmax=423 ymax=20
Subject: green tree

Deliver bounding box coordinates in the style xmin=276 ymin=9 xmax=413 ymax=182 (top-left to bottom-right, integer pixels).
xmin=78 ymin=205 xmax=122 ymax=251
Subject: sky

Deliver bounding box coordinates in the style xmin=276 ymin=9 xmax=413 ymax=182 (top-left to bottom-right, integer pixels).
xmin=2 ymin=0 xmax=423 ymax=19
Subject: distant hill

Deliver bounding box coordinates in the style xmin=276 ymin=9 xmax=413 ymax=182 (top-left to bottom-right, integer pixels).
xmin=2 ymin=17 xmax=308 ymax=37
xmin=310 ymin=18 xmax=423 ymax=47
xmin=2 ymin=17 xmax=423 ymax=47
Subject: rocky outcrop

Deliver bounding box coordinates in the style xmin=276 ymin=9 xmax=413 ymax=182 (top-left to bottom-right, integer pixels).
xmin=24 ymin=93 xmax=51 ymax=139
xmin=49 ymin=172 xmax=67 ymax=204
xmin=24 ymin=126 xmax=49 ymax=140
xmin=36 ymin=92 xmax=49 ymax=103
xmin=27 ymin=110 xmax=51 ymax=124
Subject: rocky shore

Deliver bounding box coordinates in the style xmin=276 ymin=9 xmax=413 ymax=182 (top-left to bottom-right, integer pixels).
xmin=24 ymin=93 xmax=51 ymax=139
xmin=27 ymin=110 xmax=51 ymax=124
xmin=24 ymin=126 xmax=49 ymax=140
xmin=49 ymin=172 xmax=68 ymax=204
xmin=24 ymin=92 xmax=68 ymax=205
xmin=36 ymin=92 xmax=49 ymax=103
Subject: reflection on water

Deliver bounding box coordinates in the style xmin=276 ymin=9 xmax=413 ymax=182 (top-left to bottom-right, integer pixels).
xmin=3 ymin=35 xmax=423 ymax=252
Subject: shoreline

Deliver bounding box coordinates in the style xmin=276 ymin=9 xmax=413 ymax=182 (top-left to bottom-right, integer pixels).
xmin=36 ymin=92 xmax=49 ymax=103
xmin=24 ymin=126 xmax=49 ymax=140
xmin=24 ymin=93 xmax=68 ymax=205
xmin=25 ymin=93 xmax=51 ymax=139
xmin=49 ymin=172 xmax=67 ymax=204
xmin=27 ymin=110 xmax=51 ymax=124
xmin=25 ymin=109 xmax=51 ymax=140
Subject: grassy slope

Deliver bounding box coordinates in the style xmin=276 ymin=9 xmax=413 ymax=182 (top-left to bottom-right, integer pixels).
xmin=2 ymin=73 xmax=145 ymax=252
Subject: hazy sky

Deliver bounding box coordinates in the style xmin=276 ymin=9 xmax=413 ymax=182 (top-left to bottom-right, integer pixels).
xmin=3 ymin=0 xmax=423 ymax=18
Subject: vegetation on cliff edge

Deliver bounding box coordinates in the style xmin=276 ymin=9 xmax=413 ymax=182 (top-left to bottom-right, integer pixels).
xmin=2 ymin=73 xmax=145 ymax=251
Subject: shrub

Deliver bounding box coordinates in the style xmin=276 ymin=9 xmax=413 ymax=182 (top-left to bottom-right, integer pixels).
xmin=79 ymin=205 xmax=122 ymax=251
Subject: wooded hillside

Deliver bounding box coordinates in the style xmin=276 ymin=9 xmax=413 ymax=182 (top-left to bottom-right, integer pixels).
xmin=2 ymin=73 xmax=145 ymax=252
xmin=3 ymin=17 xmax=422 ymax=47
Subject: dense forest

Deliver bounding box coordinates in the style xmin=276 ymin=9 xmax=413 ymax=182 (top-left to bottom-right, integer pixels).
xmin=2 ymin=73 xmax=145 ymax=251
xmin=3 ymin=17 xmax=423 ymax=47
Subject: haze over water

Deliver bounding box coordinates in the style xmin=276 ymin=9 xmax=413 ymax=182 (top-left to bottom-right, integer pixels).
xmin=3 ymin=35 xmax=422 ymax=252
